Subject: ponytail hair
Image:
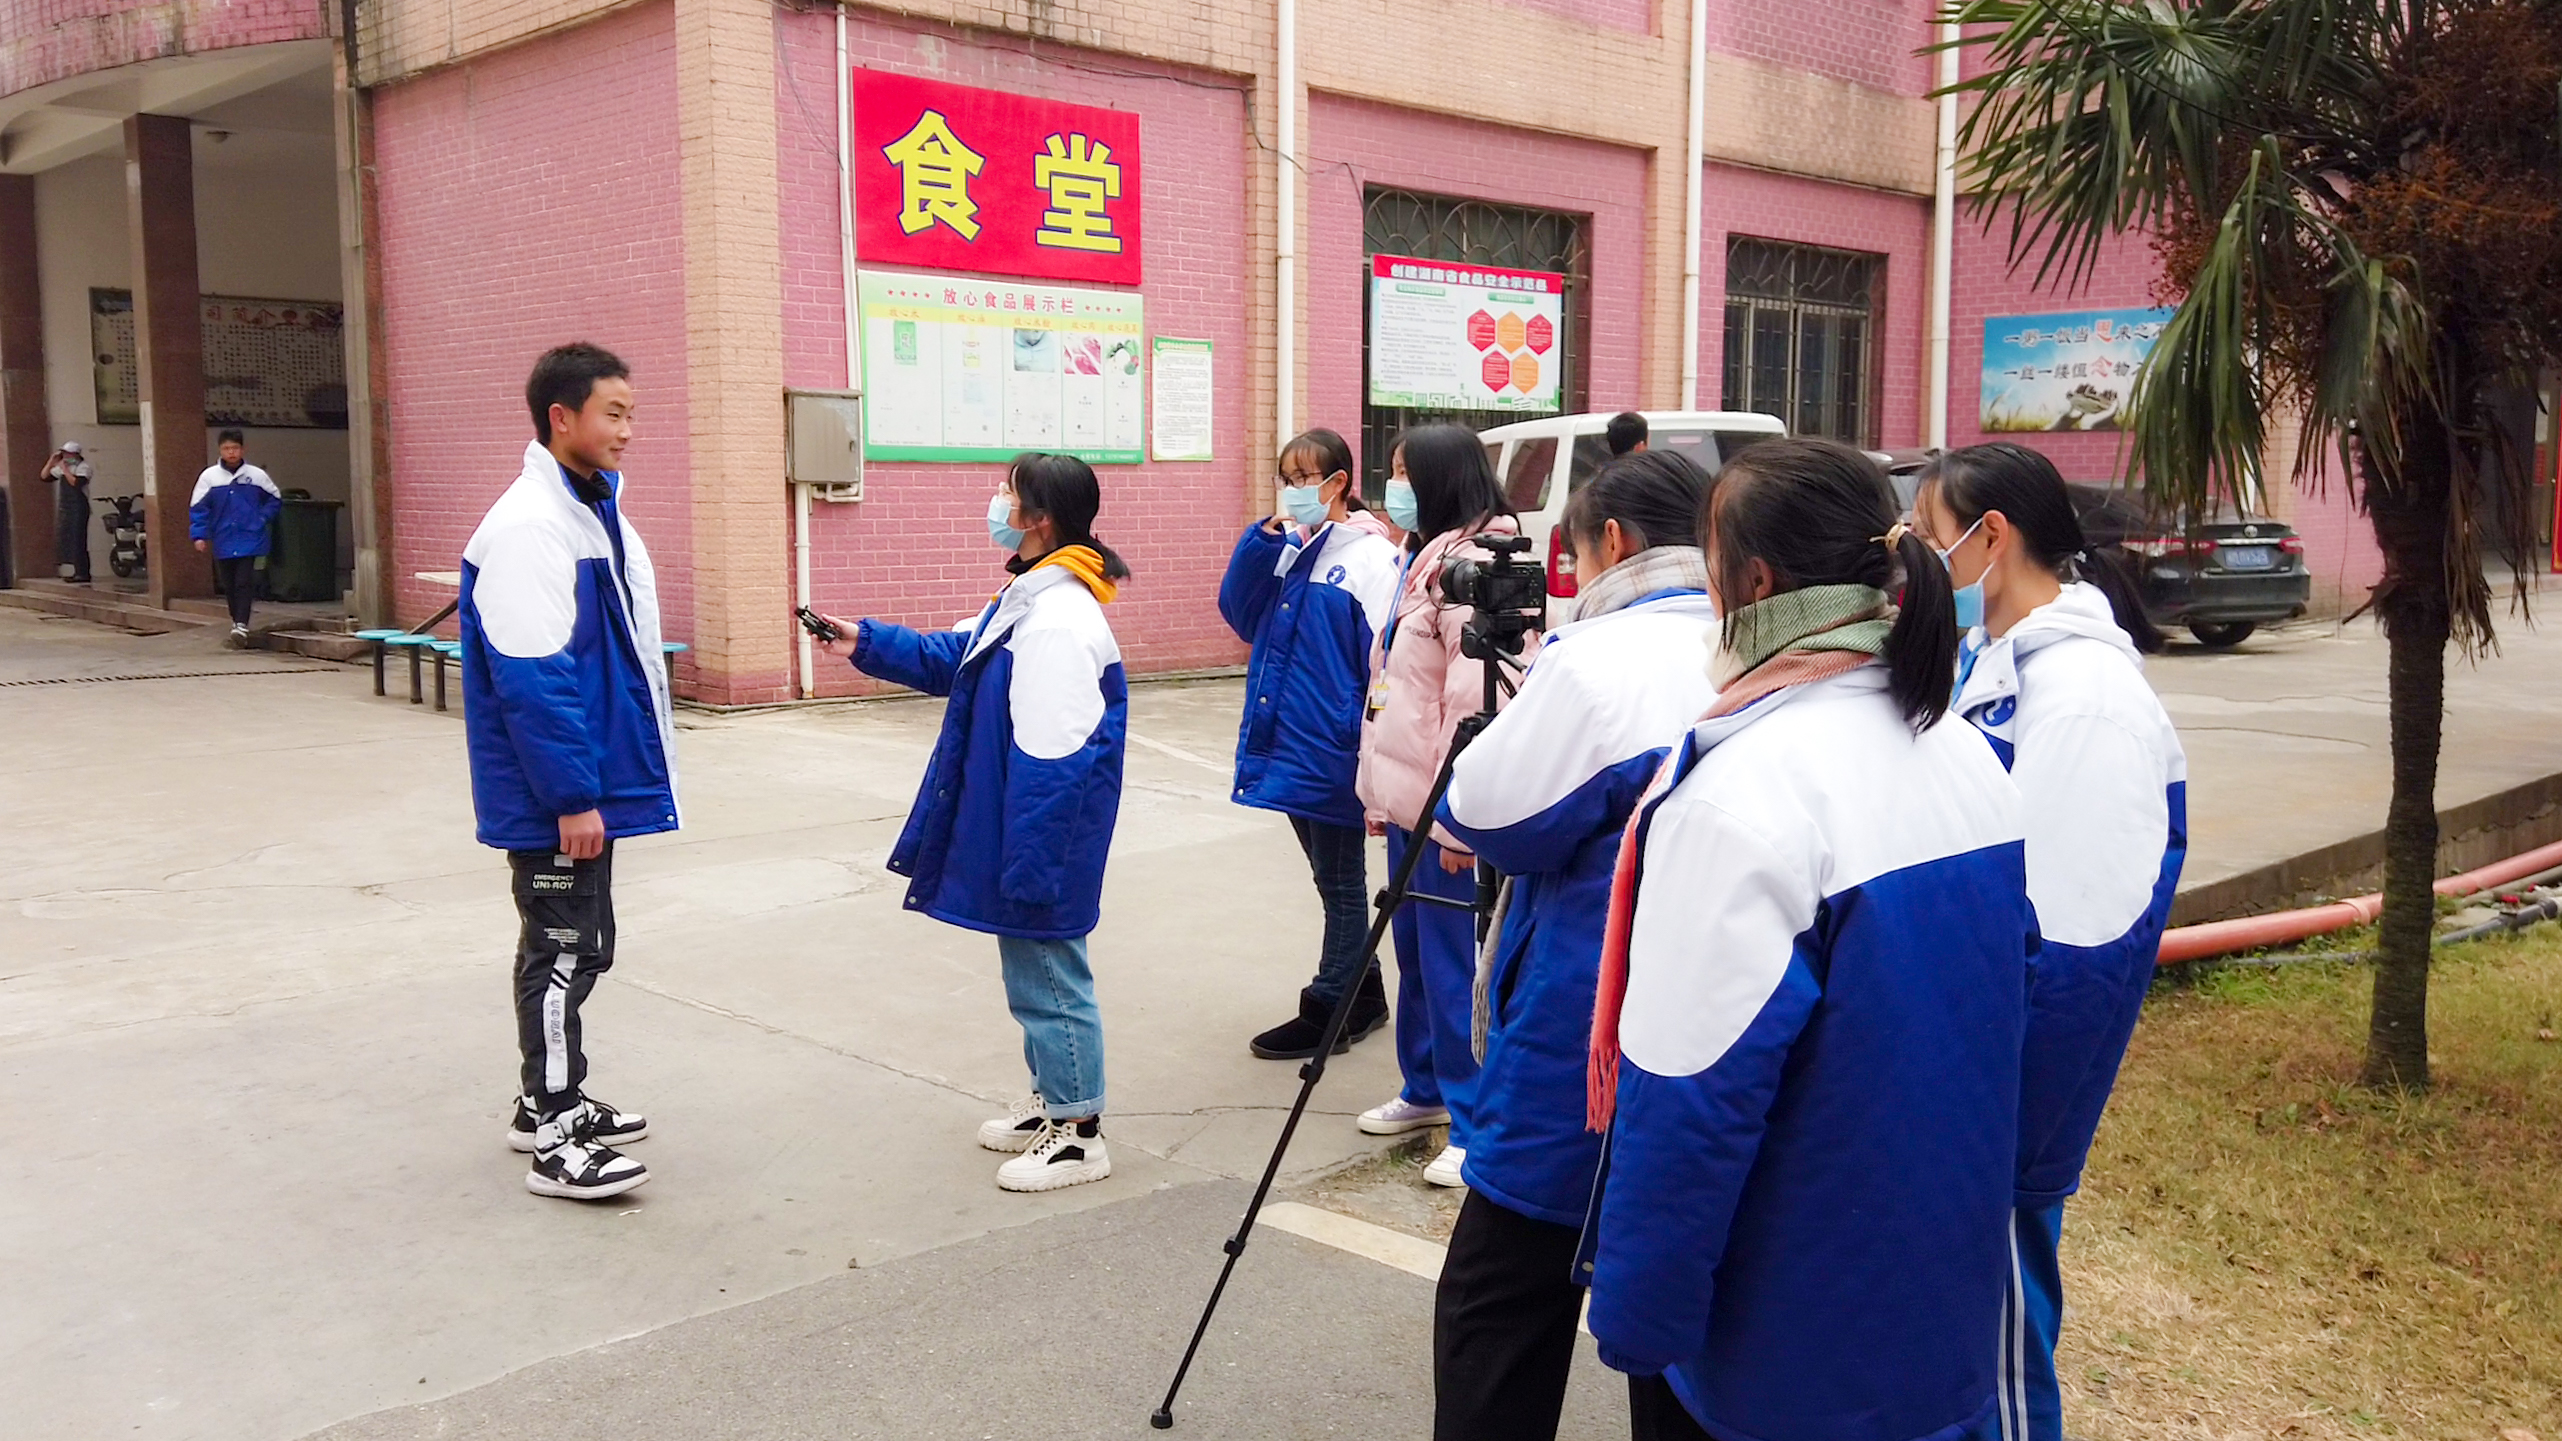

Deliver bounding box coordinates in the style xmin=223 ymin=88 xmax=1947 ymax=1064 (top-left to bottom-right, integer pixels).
xmin=1701 ymin=438 xmax=1958 ymax=730
xmin=1008 ymin=452 xmax=1132 ymax=581
xmin=1918 ymin=442 xmax=2165 ymax=653
xmin=1562 ymin=448 xmax=1708 ymax=562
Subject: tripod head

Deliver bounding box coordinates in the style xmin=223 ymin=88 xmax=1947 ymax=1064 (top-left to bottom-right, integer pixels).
xmin=1437 ymin=531 xmax=1546 ymax=667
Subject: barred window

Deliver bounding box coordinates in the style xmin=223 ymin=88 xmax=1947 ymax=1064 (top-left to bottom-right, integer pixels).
xmin=1720 ymin=237 xmax=1883 ymax=446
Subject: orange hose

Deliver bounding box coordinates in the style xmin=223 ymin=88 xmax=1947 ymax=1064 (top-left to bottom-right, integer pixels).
xmin=2155 ymin=835 xmax=2562 ymax=966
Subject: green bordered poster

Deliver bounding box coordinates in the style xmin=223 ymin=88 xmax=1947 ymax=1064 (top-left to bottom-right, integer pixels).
xmin=859 ymin=269 xmax=1144 ymax=464
xmin=1149 ymin=338 xmax=1213 ymax=461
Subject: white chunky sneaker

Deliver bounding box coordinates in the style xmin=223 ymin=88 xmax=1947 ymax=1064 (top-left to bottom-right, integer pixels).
xmin=977 ymin=1092 xmax=1048 ymax=1153
xmin=995 ymin=1118 xmax=1111 ymax=1193
xmin=1422 ymin=1144 xmax=1468 ymax=1189
xmin=1358 ymin=1096 xmax=1451 ymax=1136
xmin=525 ymin=1112 xmax=649 ymax=1201
xmin=508 ymin=1094 xmax=648 ymax=1153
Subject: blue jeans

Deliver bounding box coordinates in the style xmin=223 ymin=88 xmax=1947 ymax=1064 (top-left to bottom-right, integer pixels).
xmin=1999 ymin=1198 xmax=2069 ymax=1441
xmin=996 ymin=933 xmax=1106 ymax=1120
xmin=1292 ymin=815 xmax=1373 ymax=1006
xmin=1386 ymin=825 xmax=1479 ymax=1146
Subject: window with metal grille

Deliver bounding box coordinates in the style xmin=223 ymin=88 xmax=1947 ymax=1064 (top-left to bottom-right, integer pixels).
xmin=1361 ymin=188 xmax=1591 ymax=493
xmin=1720 ymin=237 xmax=1883 ymax=446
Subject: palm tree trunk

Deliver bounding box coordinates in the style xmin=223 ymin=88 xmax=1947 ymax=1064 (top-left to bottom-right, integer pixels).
xmin=2359 ymin=410 xmax=2454 ymax=1091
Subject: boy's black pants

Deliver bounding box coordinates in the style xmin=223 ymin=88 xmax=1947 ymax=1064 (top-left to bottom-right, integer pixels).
xmin=212 ymin=554 xmax=260 ymax=626
xmin=509 ymin=843 xmax=616 ymax=1117
xmin=1434 ymin=1188 xmax=1588 ymax=1441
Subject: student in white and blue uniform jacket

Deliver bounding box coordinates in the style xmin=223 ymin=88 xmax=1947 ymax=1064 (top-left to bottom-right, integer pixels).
xmin=460 ymin=344 xmax=673 ymax=1204
xmin=1222 ymin=427 xmax=1404 ymax=1061
xmin=820 ymin=453 xmax=1130 ymax=1196
xmin=1432 ymin=451 xmax=1717 ymax=1441
xmin=189 ymin=428 xmax=283 ymax=638
xmin=1917 ymin=443 xmax=2188 ymax=1441
xmin=1586 ymin=440 xmax=2032 ymax=1441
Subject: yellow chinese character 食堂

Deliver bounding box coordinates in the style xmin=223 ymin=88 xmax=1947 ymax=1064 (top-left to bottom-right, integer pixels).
xmin=882 ymin=109 xmax=985 ymax=240
xmin=1033 ymin=133 xmax=1123 ymax=253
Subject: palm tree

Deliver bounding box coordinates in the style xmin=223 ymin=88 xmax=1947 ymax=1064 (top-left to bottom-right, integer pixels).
xmin=1944 ymin=0 xmax=2562 ymax=1089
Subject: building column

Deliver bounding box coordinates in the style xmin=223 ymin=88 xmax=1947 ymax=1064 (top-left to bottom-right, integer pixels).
xmin=333 ymin=38 xmax=390 ymax=626
xmin=676 ymin=0 xmax=789 ymax=705
xmin=127 ymin=113 xmax=214 ymax=606
xmin=0 ymin=173 xmax=49 ymax=587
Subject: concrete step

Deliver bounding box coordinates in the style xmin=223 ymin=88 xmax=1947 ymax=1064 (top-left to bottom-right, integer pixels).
xmin=258 ymin=629 xmax=372 ymax=663
xmin=0 ymin=584 xmax=218 ymax=633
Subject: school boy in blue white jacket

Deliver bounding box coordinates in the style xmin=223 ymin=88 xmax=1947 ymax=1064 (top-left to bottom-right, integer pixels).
xmin=1220 ymin=427 xmax=1404 ymax=1060
xmin=1586 ymin=440 xmax=2031 ymax=1441
xmin=1432 ymin=452 xmax=1717 ymax=1441
xmin=460 ymin=343 xmax=676 ymax=1203
xmin=1919 ymin=444 xmax=2188 ymax=1441
xmin=820 ymin=453 xmax=1130 ymax=1194
xmin=188 ymin=429 xmax=282 ymax=643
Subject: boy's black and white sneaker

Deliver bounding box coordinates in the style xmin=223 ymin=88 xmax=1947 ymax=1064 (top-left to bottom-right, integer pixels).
xmin=508 ymin=1094 xmax=648 ymax=1153
xmin=525 ymin=1115 xmax=649 ymax=1201
xmin=976 ymin=1091 xmax=1047 ymax=1153
xmin=995 ymin=1117 xmax=1111 ymax=1192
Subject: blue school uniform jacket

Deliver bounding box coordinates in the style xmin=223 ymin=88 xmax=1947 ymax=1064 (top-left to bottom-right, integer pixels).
xmin=1957 ymin=583 xmax=2188 ymax=1206
xmin=1436 ymin=590 xmax=1720 ymax=1227
xmin=855 ymin=563 xmax=1128 ymax=940
xmin=459 ymin=441 xmax=680 ymax=852
xmin=188 ymin=462 xmax=282 ymax=560
xmin=1218 ymin=520 xmax=1401 ymax=827
xmin=1589 ymin=665 xmax=2031 ymax=1441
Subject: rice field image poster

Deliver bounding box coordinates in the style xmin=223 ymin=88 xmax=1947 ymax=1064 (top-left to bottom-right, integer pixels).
xmin=1979 ymin=308 xmax=2174 ymax=432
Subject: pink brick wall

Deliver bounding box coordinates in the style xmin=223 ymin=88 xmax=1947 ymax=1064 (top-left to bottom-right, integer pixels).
xmin=1501 ymin=0 xmax=1652 ymax=35
xmin=0 ymin=0 xmax=326 ymax=100
xmin=371 ymin=0 xmax=690 ymax=642
xmin=778 ymin=12 xmax=1253 ymax=690
xmin=1711 ymin=0 xmax=1936 ymax=95
xmin=1700 ymin=162 xmax=1928 ymax=448
xmin=1307 ymin=92 xmax=1650 ymax=471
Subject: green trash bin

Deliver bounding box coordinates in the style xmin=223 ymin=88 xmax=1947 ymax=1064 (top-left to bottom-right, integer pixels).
xmin=267 ymin=498 xmax=343 ymax=603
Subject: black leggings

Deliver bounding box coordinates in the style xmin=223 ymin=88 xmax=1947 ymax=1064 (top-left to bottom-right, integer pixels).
xmin=213 ymin=554 xmax=260 ymax=627
xmin=1433 ymin=1189 xmax=1588 ymax=1441
xmin=1628 ymin=1374 xmax=1714 ymax=1440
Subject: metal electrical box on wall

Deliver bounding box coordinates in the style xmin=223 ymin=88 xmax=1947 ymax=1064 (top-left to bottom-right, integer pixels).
xmin=786 ymin=389 xmax=864 ymax=501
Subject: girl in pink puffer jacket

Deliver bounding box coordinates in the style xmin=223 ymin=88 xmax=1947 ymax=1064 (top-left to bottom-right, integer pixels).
xmin=1352 ymin=423 xmax=1541 ymax=1188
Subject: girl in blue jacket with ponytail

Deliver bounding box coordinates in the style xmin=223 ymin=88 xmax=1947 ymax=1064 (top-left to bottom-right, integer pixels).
xmin=1220 ymin=427 xmax=1404 ymax=1060
xmin=818 ymin=453 xmax=1130 ymax=1194
xmin=1916 ymin=442 xmax=2187 ymax=1441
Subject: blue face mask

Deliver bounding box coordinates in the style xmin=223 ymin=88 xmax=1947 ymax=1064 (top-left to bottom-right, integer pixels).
xmin=987 ymin=492 xmax=1026 ymax=550
xmin=1384 ymin=479 xmax=1419 ymax=532
xmin=1935 ymin=516 xmax=1987 ymax=630
xmin=1280 ymin=482 xmax=1334 ymax=529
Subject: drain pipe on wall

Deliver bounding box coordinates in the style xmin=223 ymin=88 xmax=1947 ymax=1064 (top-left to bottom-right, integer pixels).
xmin=1274 ymin=0 xmax=1297 ymax=444
xmin=1925 ymin=16 xmax=1959 ymax=451
xmin=794 ymin=4 xmax=858 ymax=700
xmin=1678 ymin=0 xmax=1707 ymax=410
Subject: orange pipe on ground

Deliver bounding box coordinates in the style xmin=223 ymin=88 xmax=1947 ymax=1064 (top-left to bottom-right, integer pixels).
xmin=2155 ymin=835 xmax=2562 ymax=966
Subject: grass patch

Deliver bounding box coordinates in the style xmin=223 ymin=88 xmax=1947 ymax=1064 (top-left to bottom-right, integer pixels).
xmin=2064 ymin=935 xmax=2562 ymax=1439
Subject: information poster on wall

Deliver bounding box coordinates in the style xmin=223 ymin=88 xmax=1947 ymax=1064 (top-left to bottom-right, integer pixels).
xmin=859 ymin=269 xmax=1144 ymax=464
xmin=1980 ymin=307 xmax=2174 ymax=433
xmin=1149 ymin=338 xmax=1213 ymax=462
xmin=1367 ymin=255 xmax=1564 ymax=412
xmin=90 ymin=289 xmax=349 ymax=429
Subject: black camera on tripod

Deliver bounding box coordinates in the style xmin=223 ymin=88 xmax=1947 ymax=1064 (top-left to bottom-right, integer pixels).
xmin=1435 ymin=533 xmax=1546 ymax=658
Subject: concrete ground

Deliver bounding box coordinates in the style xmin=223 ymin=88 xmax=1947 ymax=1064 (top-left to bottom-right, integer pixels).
xmin=5 ymin=597 xmax=2560 ymax=1441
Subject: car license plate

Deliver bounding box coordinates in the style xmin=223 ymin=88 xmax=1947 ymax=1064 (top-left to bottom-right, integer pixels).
xmin=2221 ymin=545 xmax=2273 ymax=571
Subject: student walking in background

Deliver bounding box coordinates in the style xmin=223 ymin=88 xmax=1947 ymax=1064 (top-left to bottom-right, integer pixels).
xmin=1432 ymin=451 xmax=1717 ymax=1441
xmin=1586 ymin=438 xmax=2029 ymax=1441
xmin=461 ymin=343 xmax=676 ymax=1202
xmin=1354 ymin=424 xmax=1535 ymax=1189
xmin=1915 ymin=442 xmax=2188 ymax=1441
xmin=189 ymin=430 xmax=282 ymax=645
xmin=819 ymin=454 xmax=1130 ymax=1194
xmin=1221 ymin=427 xmax=1403 ymax=1060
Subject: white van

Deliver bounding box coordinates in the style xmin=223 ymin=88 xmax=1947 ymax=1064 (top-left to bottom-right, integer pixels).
xmin=1476 ymin=410 xmax=1787 ymax=601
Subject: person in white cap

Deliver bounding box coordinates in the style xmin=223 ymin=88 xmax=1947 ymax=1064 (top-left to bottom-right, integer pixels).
xmin=43 ymin=441 xmax=92 ymax=583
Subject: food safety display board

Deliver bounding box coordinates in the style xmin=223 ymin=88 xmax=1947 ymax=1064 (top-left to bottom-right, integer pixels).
xmin=858 ymin=269 xmax=1144 ymax=464
xmin=1366 ymin=254 xmax=1564 ymax=412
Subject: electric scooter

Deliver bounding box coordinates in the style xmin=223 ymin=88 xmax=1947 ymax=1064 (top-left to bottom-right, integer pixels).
xmin=104 ymin=495 xmax=146 ymax=578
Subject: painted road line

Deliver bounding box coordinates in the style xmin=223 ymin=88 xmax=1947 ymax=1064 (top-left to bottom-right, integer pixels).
xmin=1126 ymin=730 xmax=1229 ymax=773
xmin=1255 ymin=1201 xmax=1593 ymax=1334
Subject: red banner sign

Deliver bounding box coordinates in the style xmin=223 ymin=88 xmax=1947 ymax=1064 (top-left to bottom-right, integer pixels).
xmin=852 ymin=70 xmax=1144 ymax=287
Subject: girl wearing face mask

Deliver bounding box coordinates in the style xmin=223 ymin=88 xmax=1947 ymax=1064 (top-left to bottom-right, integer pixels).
xmin=1914 ymin=442 xmax=2185 ymax=1441
xmin=1353 ymin=423 xmax=1535 ymax=1189
xmin=1428 ymin=450 xmax=1717 ymax=1441
xmin=1585 ymin=438 xmax=2029 ymax=1441
xmin=1220 ymin=428 xmax=1405 ymax=1059
xmin=816 ymin=454 xmax=1131 ymax=1194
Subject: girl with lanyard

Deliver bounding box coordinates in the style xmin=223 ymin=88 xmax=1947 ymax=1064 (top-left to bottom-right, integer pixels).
xmin=1430 ymin=450 xmax=1719 ymax=1441
xmin=817 ymin=454 xmax=1131 ymax=1194
xmin=1585 ymin=439 xmax=2030 ymax=1441
xmin=1219 ymin=428 xmax=1404 ymax=1059
xmin=1914 ymin=442 xmax=2187 ymax=1441
xmin=1352 ymin=424 xmax=1534 ymax=1188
